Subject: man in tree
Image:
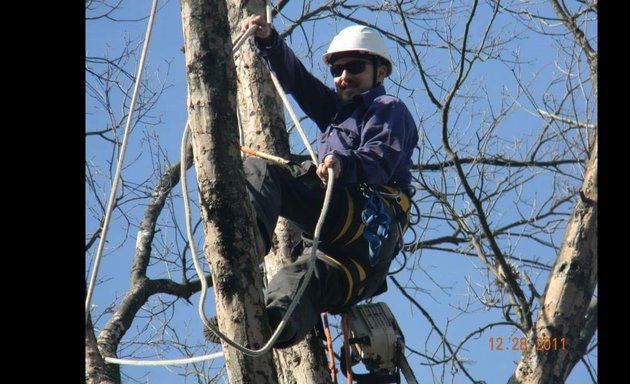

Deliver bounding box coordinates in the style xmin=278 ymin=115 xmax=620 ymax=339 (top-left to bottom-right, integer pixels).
xmin=212 ymin=15 xmax=418 ymax=348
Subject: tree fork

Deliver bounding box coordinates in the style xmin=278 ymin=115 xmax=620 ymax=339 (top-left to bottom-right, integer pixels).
xmin=226 ymin=0 xmax=333 ymax=381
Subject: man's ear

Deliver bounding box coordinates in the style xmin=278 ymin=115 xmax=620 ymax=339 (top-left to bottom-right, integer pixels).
xmin=376 ymin=65 xmax=387 ymax=84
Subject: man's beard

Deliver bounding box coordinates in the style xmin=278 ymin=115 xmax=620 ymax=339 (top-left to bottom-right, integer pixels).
xmin=337 ymin=83 xmax=362 ymax=103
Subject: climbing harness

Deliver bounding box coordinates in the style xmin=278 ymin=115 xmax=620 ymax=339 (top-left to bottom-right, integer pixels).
xmin=359 ymin=184 xmax=411 ymax=267
xmin=360 ymin=187 xmax=393 ymax=267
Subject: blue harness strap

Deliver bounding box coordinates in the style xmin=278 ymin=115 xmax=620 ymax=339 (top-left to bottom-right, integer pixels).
xmin=360 ymin=188 xmax=392 ymax=267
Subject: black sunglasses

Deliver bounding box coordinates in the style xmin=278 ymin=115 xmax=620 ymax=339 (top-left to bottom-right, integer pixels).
xmin=330 ymin=60 xmax=368 ymax=77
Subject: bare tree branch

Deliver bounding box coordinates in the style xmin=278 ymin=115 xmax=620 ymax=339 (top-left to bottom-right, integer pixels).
xmin=390 ymin=276 xmax=484 ymax=383
xmin=414 ymin=156 xmax=582 ymax=171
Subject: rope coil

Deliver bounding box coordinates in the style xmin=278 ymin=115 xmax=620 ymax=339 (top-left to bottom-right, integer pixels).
xmin=102 ymin=2 xmax=332 ymax=366
xmin=178 ymin=128 xmax=333 ymax=357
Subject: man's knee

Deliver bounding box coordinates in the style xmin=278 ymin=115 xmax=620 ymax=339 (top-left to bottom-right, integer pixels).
xmin=243 ymin=156 xmax=269 ymax=185
xmin=266 ymin=306 xmax=301 ymax=348
xmin=265 ymin=255 xmax=332 ymax=348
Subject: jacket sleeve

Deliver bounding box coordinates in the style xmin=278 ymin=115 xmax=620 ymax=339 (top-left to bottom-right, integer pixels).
xmin=255 ymin=30 xmax=337 ymax=131
xmin=329 ymin=99 xmax=414 ymax=186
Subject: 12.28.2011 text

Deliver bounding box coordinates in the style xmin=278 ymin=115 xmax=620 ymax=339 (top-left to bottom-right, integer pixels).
xmin=489 ymin=337 xmax=566 ymax=351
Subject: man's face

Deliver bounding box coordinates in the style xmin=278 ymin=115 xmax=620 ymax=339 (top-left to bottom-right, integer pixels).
xmin=331 ymin=56 xmax=384 ymax=103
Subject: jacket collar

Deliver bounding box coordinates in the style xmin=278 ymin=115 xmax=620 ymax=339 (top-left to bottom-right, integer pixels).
xmin=333 ymin=85 xmax=386 ymax=123
xmin=339 ymin=85 xmax=385 ymax=107
xmin=358 ymin=85 xmax=386 ymax=106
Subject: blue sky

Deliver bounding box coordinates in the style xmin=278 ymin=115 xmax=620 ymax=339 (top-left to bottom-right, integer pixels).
xmin=86 ymin=1 xmax=596 ymax=383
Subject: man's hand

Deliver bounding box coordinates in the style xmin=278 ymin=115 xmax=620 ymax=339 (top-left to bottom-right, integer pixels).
xmin=242 ymin=15 xmax=272 ymax=42
xmin=316 ymin=154 xmax=342 ymax=181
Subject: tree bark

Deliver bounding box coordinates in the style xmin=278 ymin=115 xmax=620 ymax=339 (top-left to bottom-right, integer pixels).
xmin=86 ymin=312 xmax=120 ymax=384
xmin=509 ymin=132 xmax=597 ymax=383
xmin=226 ymin=0 xmax=333 ymax=382
xmin=180 ymin=0 xmax=277 ymax=382
xmin=508 ymin=2 xmax=598 ymax=381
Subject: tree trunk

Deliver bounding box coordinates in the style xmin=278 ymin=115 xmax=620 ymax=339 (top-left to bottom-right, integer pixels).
xmin=86 ymin=312 xmax=120 ymax=384
xmin=226 ymin=1 xmax=333 ymax=382
xmin=180 ymin=0 xmax=277 ymax=382
xmin=509 ymin=132 xmax=597 ymax=383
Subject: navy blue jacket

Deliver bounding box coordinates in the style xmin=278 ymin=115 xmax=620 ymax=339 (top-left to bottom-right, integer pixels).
xmin=256 ymin=31 xmax=418 ymax=188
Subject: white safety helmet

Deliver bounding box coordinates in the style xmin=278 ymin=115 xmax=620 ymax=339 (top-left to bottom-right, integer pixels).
xmin=322 ymin=25 xmax=393 ymax=77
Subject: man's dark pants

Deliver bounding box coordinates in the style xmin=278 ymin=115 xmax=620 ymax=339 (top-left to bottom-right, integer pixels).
xmin=244 ymin=156 xmax=402 ymax=348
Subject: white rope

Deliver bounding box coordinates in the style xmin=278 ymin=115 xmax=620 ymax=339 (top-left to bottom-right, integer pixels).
xmin=106 ymin=3 xmax=334 ymax=365
xmin=268 ymin=72 xmax=318 ymax=164
xmin=236 ymin=7 xmax=318 ymax=165
xmin=85 ymin=0 xmax=159 ymax=323
xmin=108 ymin=115 xmax=333 ymax=365
xmin=106 ymin=124 xmax=228 ymax=366
xmin=185 ymin=3 xmax=328 ymax=358
xmin=262 ymin=1 xmax=319 ymax=165
xmin=181 ymin=116 xmax=334 ymax=356
xmin=266 ymin=3 xmax=273 ymax=24
xmin=105 ymin=352 xmax=224 ymax=366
